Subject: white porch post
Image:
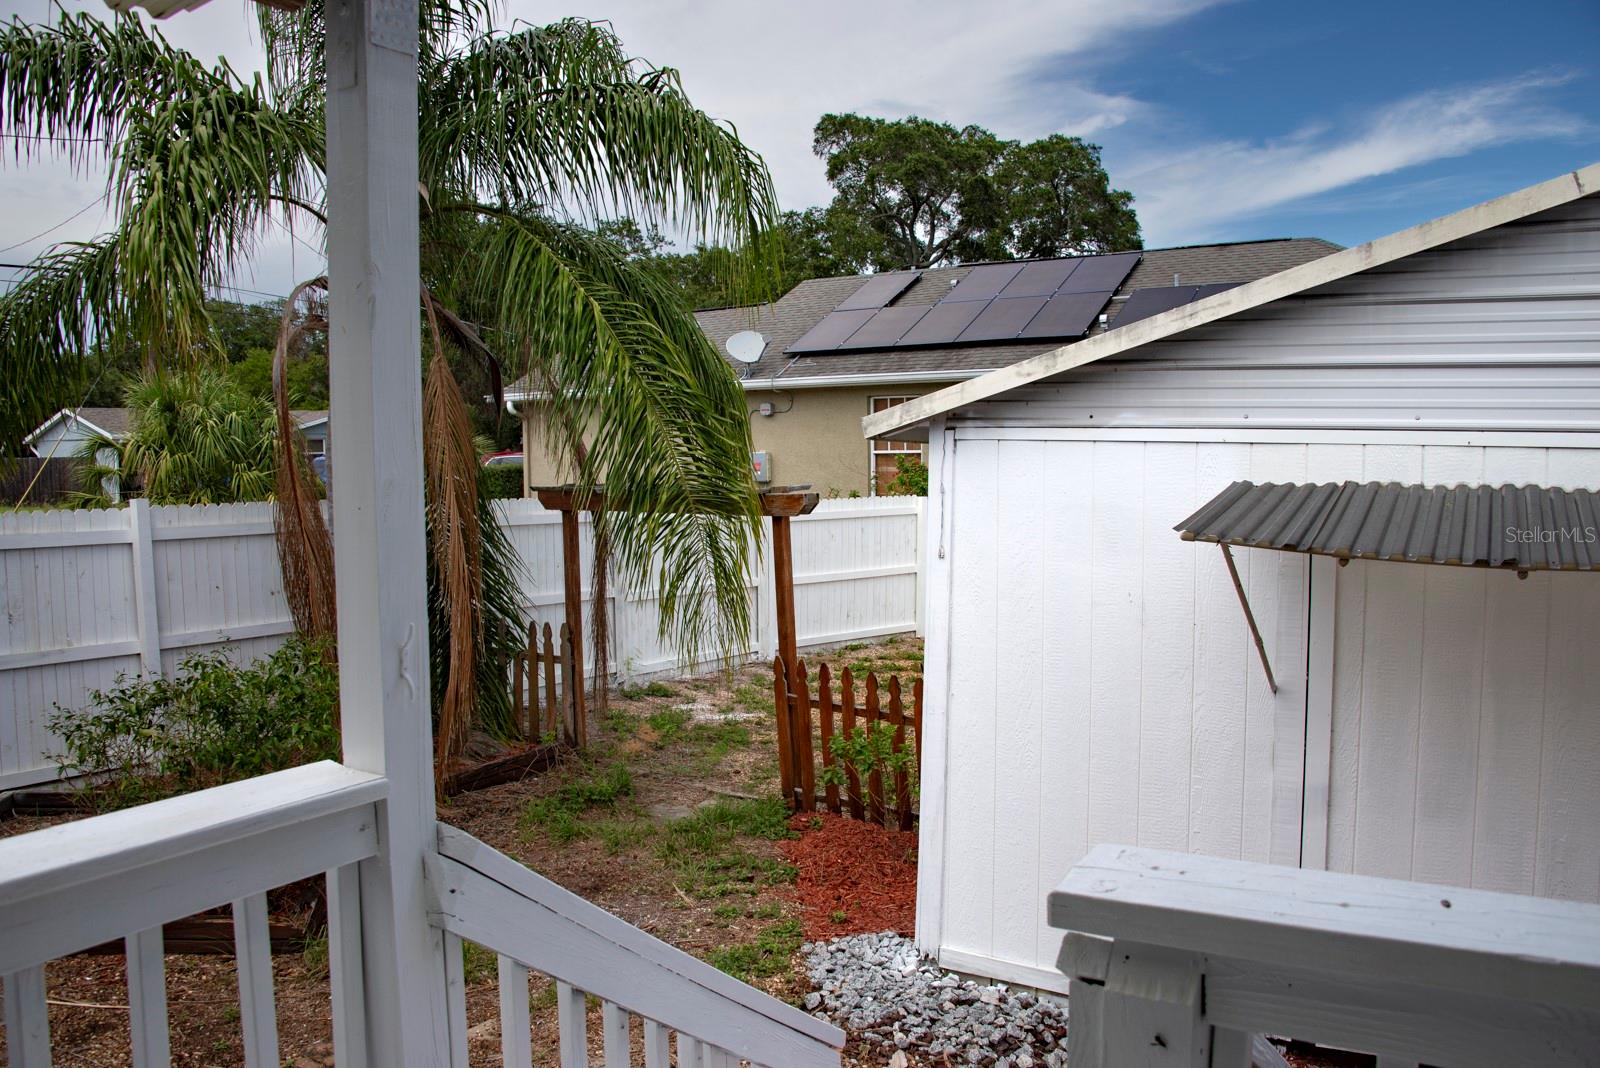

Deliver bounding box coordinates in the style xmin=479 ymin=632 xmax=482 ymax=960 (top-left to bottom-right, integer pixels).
xmin=325 ymin=0 xmax=451 ymax=1062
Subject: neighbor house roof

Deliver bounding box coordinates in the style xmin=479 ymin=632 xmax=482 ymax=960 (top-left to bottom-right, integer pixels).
xmin=503 ymin=237 xmax=1340 ymax=400
xmin=865 ymin=162 xmax=1600 ymax=440
xmin=24 ymin=407 xmax=133 ymax=445
xmin=694 ymin=238 xmax=1339 ymax=390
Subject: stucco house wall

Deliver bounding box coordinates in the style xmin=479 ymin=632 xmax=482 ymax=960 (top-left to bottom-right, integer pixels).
xmin=519 ymin=385 xmax=928 ymax=498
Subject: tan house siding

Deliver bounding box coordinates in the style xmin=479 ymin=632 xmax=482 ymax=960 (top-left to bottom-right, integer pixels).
xmin=517 ymin=385 xmax=928 ymax=498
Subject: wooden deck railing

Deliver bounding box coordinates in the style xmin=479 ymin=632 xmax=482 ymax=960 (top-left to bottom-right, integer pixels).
xmin=0 ymin=763 xmax=844 ymax=1067
xmin=0 ymin=761 xmax=384 ymax=1067
xmin=1050 ymin=844 xmax=1600 ymax=1068
xmin=429 ymin=825 xmax=844 ymax=1067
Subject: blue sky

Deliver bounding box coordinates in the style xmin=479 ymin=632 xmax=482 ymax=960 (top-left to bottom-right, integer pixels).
xmin=0 ymin=0 xmax=1594 ymax=296
xmin=1063 ymin=0 xmax=1599 ymax=246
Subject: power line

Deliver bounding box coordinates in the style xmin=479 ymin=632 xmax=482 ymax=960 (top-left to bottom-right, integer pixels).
xmin=0 ymin=196 xmax=104 ymax=255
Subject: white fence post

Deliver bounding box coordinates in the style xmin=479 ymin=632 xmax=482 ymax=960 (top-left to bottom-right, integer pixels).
xmin=126 ymin=498 xmax=162 ymax=676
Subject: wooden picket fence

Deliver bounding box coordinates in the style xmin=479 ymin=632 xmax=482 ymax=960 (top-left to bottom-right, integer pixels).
xmin=511 ymin=621 xmax=580 ymax=746
xmin=772 ymin=656 xmax=922 ymax=830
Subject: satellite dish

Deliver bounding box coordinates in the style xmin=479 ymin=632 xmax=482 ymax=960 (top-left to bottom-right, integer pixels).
xmin=725 ymin=330 xmax=766 ymax=365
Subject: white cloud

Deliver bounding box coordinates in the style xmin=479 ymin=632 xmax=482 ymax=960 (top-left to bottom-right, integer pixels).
xmin=1124 ymin=73 xmax=1589 ymax=244
xmin=551 ymin=0 xmax=1218 ymax=210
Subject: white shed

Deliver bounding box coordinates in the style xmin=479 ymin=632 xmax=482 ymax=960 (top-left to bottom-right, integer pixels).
xmin=866 ymin=163 xmax=1600 ymax=992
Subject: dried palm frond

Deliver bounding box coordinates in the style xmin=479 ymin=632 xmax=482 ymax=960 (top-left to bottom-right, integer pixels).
xmin=271 ymin=278 xmax=337 ymax=652
xmin=422 ymin=298 xmax=483 ymax=792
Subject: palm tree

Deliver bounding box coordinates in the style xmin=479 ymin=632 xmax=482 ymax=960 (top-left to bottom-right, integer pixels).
xmin=76 ymin=367 xmax=278 ymax=507
xmin=0 ymin=3 xmax=779 ymax=775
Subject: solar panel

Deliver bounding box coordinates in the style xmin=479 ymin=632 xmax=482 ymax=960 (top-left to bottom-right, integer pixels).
xmin=1114 ymin=280 xmax=1244 ymax=327
xmin=1116 ymin=286 xmax=1200 ymax=326
xmin=895 ymin=299 xmax=987 ymax=346
xmin=835 ymin=305 xmax=930 ymax=349
xmin=834 ymin=270 xmax=921 ymax=311
xmin=1056 ymin=251 xmax=1140 ymax=294
xmin=786 ymin=308 xmax=878 ymax=353
xmin=945 ymin=263 xmax=1024 ymax=302
xmin=1016 ymin=290 xmax=1113 ymax=339
xmin=956 ymin=296 xmax=1049 ymax=343
xmin=999 ymin=259 xmax=1082 ymax=298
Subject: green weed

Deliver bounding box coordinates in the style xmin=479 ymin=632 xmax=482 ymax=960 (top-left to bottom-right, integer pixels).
xmin=707 ymin=919 xmax=804 ymax=981
xmin=644 ymin=706 xmax=692 ymax=746
xmin=519 ymin=763 xmax=634 ymax=843
xmin=621 ymin=681 xmax=676 ymax=700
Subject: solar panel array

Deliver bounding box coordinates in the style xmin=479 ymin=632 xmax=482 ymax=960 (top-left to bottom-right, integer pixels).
xmin=1114 ymin=282 xmax=1241 ymax=328
xmin=787 ymin=252 xmax=1141 ymax=354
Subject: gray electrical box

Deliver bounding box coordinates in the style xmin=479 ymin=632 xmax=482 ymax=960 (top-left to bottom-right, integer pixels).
xmin=751 ymin=451 xmax=771 ymax=483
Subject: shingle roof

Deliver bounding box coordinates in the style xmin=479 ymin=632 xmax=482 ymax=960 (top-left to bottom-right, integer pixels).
xmin=693 ymin=238 xmax=1340 ymax=385
xmin=867 ymin=163 xmax=1600 ymax=439
xmin=73 ymin=407 xmax=133 ymax=437
xmin=501 ymin=238 xmax=1340 ymax=397
xmin=1177 ymin=480 xmax=1600 ymax=573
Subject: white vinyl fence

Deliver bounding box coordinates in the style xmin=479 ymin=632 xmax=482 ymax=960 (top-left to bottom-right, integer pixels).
xmin=0 ymin=495 xmax=923 ymax=789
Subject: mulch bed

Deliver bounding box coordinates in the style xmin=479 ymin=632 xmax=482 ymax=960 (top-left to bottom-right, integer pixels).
xmin=781 ymin=812 xmax=918 ymax=939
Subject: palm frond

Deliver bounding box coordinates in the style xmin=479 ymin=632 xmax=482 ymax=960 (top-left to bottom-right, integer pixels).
xmin=464 ymin=212 xmax=761 ymax=667
xmin=271 ymin=280 xmax=336 ymax=645
xmin=422 ymin=20 xmax=776 ymax=248
xmin=423 ymin=329 xmax=483 ymax=789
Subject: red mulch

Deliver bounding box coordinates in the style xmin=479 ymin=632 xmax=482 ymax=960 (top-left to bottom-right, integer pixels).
xmin=781 ymin=812 xmax=918 ymax=939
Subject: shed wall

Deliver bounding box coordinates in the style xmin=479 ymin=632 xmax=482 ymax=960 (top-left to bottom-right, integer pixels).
xmin=930 ymin=432 xmax=1600 ymax=991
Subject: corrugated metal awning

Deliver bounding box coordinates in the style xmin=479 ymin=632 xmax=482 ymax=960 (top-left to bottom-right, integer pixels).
xmin=1176 ymin=481 xmax=1600 ymax=573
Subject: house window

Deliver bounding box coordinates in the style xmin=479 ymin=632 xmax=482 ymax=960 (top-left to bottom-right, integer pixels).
xmin=304 ymin=438 xmax=325 ymax=457
xmin=869 ymin=396 xmax=923 ymax=494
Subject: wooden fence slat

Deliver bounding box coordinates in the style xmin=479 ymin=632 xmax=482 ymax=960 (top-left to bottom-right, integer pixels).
xmin=792 ymin=660 xmax=816 ymax=813
xmin=889 ymin=676 xmax=912 ymax=831
xmin=840 ymin=668 xmax=863 ymax=821
xmin=817 ymin=663 xmax=839 ymax=814
xmin=864 ymin=673 xmax=885 ymax=826
xmin=772 ymin=657 xmax=796 ymax=807
xmin=559 ymin=624 xmax=579 ymax=746
xmin=913 ymin=678 xmax=923 ymax=771
xmin=541 ymin=622 xmax=557 ymax=742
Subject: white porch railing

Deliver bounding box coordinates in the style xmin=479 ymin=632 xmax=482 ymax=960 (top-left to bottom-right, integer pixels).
xmin=1050 ymin=844 xmax=1600 ymax=1068
xmin=430 ymin=825 xmax=843 ymax=1067
xmin=0 ymin=763 xmax=844 ymax=1067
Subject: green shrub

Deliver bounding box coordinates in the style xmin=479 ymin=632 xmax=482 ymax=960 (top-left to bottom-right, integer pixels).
xmin=479 ymin=462 xmax=524 ymax=500
xmin=707 ymin=919 xmax=804 ymax=981
xmin=881 ymin=455 xmax=928 ymax=496
xmin=50 ymin=637 xmax=340 ymax=809
xmin=620 ymin=680 xmax=675 ymax=700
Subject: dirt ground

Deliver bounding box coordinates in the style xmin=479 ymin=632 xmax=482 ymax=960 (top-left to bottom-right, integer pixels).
xmin=0 ymin=635 xmax=925 ymax=1067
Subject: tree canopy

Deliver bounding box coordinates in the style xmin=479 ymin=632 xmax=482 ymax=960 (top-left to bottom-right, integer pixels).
xmin=813 ymin=113 xmax=1141 ymax=270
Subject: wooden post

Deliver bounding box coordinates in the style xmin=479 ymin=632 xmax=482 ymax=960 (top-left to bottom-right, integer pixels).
xmin=840 ymin=668 xmax=863 ymax=821
xmin=864 ymin=673 xmax=885 ymax=826
xmin=772 ymin=656 xmax=796 ymax=808
xmin=792 ymin=660 xmax=816 ymax=812
xmin=890 ymin=676 xmax=911 ymax=831
xmin=324 ymin=0 xmax=452 ymax=1059
xmin=541 ymin=622 xmax=558 ymax=744
xmin=818 ymin=663 xmax=839 ymax=814
xmin=771 ymin=515 xmax=798 ymax=683
xmin=560 ymin=509 xmax=586 ymax=747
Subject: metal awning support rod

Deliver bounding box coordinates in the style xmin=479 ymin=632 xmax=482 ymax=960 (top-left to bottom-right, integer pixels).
xmin=1220 ymin=544 xmax=1278 ymax=694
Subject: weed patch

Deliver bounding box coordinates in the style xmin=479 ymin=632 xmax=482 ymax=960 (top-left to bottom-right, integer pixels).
xmin=519 ymin=763 xmax=634 ymax=843
xmin=644 ymin=706 xmax=691 ymax=746
xmin=707 ymin=919 xmax=804 ymax=981
xmin=621 ymin=680 xmax=677 ymax=700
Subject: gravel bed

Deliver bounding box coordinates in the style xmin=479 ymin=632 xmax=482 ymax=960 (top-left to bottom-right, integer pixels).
xmin=802 ymin=932 xmax=1069 ymax=1067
